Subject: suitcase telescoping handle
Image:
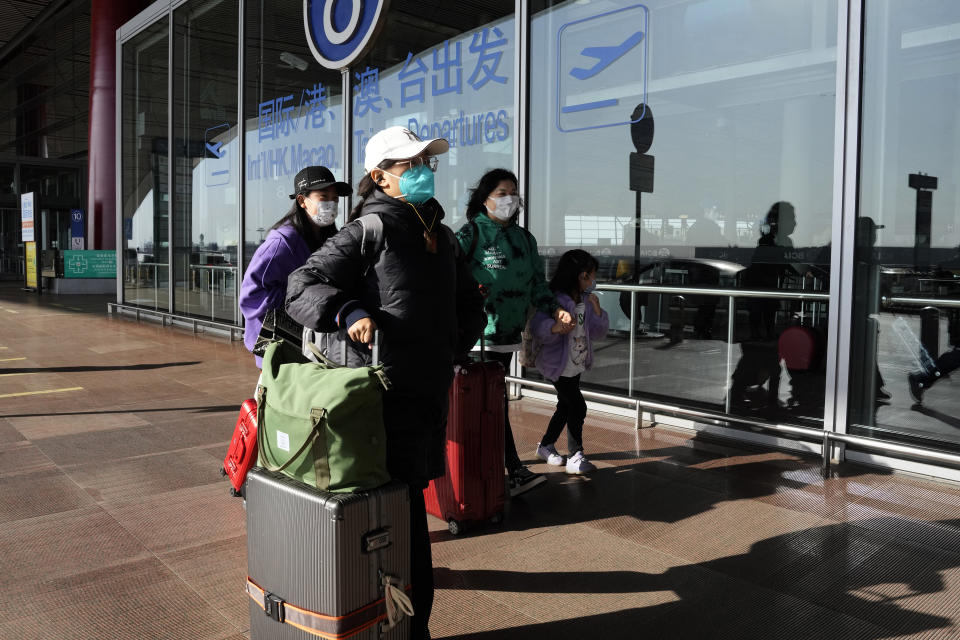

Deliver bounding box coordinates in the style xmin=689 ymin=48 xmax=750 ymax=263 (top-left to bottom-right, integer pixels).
xmin=304 ymin=330 xmax=382 ymax=368
xmin=338 ymin=328 xmax=380 ymax=366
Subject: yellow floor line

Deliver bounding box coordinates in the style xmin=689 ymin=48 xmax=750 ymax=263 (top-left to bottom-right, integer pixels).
xmin=0 ymin=372 xmax=37 ymax=378
xmin=0 ymin=387 xmax=83 ymax=399
xmin=3 ymin=309 xmax=18 ymax=314
xmin=0 ymin=357 xmax=27 ymax=362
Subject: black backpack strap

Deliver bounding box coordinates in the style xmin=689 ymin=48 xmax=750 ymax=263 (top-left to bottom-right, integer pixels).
xmin=466 ymin=220 xmax=480 ymax=263
xmin=357 ymin=214 xmax=385 ymax=272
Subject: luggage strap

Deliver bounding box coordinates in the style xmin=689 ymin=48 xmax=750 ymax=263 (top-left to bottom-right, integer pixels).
xmin=246 ymin=576 xmax=413 ymax=639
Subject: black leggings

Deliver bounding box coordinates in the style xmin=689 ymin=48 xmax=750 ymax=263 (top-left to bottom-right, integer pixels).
xmin=485 ymin=351 xmax=523 ymax=472
xmin=539 ymin=374 xmax=586 ymax=454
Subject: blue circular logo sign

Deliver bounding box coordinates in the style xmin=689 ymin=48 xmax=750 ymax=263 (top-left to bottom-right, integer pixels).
xmin=304 ymin=0 xmax=390 ymax=70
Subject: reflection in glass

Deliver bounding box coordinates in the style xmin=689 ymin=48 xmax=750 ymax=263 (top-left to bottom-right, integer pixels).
xmin=242 ymin=0 xmax=344 ymax=271
xmin=349 ymin=0 xmax=515 ymax=230
xmin=851 ymin=0 xmax=960 ymax=451
xmin=529 ymin=0 xmax=837 ymax=427
xmin=172 ymin=0 xmax=240 ymax=323
xmin=121 ymin=19 xmax=170 ymax=311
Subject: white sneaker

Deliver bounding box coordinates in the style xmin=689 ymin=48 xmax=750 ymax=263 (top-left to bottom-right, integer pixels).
xmin=535 ymin=442 xmax=565 ymax=466
xmin=566 ymin=451 xmax=596 ymax=475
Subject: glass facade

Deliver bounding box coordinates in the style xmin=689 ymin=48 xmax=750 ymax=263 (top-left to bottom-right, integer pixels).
xmin=115 ymin=0 xmax=960 ymax=475
xmin=121 ymin=18 xmax=170 ymax=311
xmin=529 ymin=0 xmax=837 ymax=427
xmin=850 ymin=0 xmax=960 ymax=452
xmin=242 ymin=0 xmax=344 ymax=267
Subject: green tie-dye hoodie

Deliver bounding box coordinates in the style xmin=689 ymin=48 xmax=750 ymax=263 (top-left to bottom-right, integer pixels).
xmin=455 ymin=214 xmax=559 ymax=346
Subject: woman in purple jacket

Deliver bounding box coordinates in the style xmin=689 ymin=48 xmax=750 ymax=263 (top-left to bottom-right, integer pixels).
xmin=239 ymin=166 xmax=351 ymax=366
xmin=531 ymin=249 xmax=610 ymax=474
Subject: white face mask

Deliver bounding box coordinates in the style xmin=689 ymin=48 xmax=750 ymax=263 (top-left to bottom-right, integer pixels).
xmin=310 ymin=199 xmax=337 ymax=226
xmin=486 ymin=195 xmax=520 ymax=221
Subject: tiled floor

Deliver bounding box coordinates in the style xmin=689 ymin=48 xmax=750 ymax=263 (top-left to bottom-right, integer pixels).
xmin=1 ymin=284 xmax=958 ymax=639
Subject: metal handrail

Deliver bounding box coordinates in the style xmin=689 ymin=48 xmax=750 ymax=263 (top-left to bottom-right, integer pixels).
xmin=506 ymin=375 xmax=819 ymax=436
xmin=598 ymin=283 xmax=829 ymax=301
xmin=882 ymin=296 xmax=960 ymax=309
xmin=186 ymin=265 xmax=238 ymax=322
xmin=108 ymin=302 xmax=242 ymax=340
xmin=189 ymin=264 xmax=238 ymax=272
xmin=505 ymin=376 xmax=960 ymax=470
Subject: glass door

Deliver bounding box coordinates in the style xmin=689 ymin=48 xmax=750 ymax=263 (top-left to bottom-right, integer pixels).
xmin=850 ymin=0 xmax=960 ymax=452
xmin=121 ymin=18 xmax=171 ymax=311
xmin=172 ymin=0 xmax=240 ymax=323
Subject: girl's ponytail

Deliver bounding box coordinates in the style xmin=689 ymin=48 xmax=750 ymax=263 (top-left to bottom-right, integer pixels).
xmin=349 ymin=160 xmax=396 ymax=221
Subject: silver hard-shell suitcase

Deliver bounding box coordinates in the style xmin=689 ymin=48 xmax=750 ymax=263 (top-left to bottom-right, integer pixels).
xmin=245 ymin=467 xmax=410 ymax=639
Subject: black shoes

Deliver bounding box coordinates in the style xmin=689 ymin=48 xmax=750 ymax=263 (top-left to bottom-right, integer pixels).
xmin=908 ymin=373 xmax=925 ymax=405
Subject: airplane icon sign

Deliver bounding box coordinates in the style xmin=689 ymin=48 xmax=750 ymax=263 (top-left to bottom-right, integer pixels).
xmin=205 ymin=141 xmax=226 ymax=159
xmin=569 ymin=30 xmax=645 ymax=81
xmin=204 ymin=123 xmax=231 ymax=187
xmin=556 ymin=4 xmax=649 ymax=133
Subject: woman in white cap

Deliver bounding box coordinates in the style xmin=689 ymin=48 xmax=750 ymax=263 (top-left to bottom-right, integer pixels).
xmin=239 ymin=165 xmax=350 ymax=367
xmin=286 ymin=126 xmax=485 ymax=640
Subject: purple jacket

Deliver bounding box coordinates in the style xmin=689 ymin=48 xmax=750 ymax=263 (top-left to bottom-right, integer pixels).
xmin=531 ymin=291 xmax=609 ymax=382
xmin=239 ymin=223 xmax=311 ymax=366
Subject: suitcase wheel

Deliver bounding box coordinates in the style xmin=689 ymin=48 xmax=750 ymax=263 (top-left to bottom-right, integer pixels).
xmin=490 ymin=511 xmax=503 ymax=525
xmin=219 ymin=467 xmax=226 ymax=477
xmin=447 ymin=519 xmax=463 ymax=536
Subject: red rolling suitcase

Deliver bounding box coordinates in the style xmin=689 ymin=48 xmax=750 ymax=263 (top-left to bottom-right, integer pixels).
xmin=221 ymin=397 xmax=259 ymax=497
xmin=424 ymin=360 xmax=506 ymax=535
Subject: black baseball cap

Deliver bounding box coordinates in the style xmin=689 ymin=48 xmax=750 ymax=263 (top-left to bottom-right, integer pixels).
xmin=289 ymin=166 xmax=352 ymax=199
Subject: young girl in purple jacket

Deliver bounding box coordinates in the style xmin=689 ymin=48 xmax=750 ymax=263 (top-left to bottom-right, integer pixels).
xmin=531 ymin=249 xmax=610 ymax=474
xmin=238 ymin=166 xmax=351 ymax=367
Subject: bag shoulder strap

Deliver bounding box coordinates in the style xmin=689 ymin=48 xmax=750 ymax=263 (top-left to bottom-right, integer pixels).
xmin=467 ymin=220 xmax=480 ymax=262
xmin=440 ymin=224 xmax=460 ymax=258
xmin=358 ymin=214 xmax=385 ymax=264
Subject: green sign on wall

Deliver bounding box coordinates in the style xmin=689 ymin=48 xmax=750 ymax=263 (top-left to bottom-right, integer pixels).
xmin=62 ymin=250 xmax=116 ymax=279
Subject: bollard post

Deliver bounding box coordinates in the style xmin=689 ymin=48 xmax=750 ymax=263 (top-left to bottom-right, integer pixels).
xmin=669 ymin=295 xmax=685 ymax=343
xmin=920 ymin=306 xmax=939 ymax=372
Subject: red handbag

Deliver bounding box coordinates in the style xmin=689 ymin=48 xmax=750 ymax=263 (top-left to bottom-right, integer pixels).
xmin=220 ymin=397 xmax=259 ymax=497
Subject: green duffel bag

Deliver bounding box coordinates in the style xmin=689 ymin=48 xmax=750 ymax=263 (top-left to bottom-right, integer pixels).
xmin=256 ymin=339 xmax=391 ymax=492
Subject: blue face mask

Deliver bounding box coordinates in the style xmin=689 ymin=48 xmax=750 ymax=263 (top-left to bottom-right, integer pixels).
xmin=394 ymin=164 xmax=435 ymax=204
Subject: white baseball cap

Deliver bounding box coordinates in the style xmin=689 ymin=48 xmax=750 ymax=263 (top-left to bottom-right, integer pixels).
xmin=363 ymin=126 xmax=449 ymax=173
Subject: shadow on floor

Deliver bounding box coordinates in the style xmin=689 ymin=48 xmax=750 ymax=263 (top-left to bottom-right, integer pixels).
xmin=0 ymin=361 xmax=202 ymax=374
xmin=913 ymin=404 xmax=960 ymax=430
xmin=431 ymin=434 xmax=882 ymax=540
xmin=435 ymin=518 xmax=960 ymax=639
xmin=0 ymin=404 xmax=239 ymax=419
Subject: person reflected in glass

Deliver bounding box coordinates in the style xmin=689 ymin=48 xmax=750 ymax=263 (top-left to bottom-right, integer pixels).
xmin=729 ymin=201 xmax=798 ymax=415
xmin=850 ymin=216 xmax=892 ymax=412
xmin=909 ymin=245 xmax=960 ymax=405
xmin=455 ymin=168 xmax=574 ymax=498
xmin=909 ymin=310 xmax=960 ymax=405
xmin=239 ymin=166 xmax=350 ymax=368
xmin=285 ymin=127 xmax=485 ymax=640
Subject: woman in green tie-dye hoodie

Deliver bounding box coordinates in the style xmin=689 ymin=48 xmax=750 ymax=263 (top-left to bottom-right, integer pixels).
xmin=455 ymin=168 xmax=574 ymax=497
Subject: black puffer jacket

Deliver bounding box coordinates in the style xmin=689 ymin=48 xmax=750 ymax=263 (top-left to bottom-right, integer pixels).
xmin=285 ymin=190 xmax=485 ymax=484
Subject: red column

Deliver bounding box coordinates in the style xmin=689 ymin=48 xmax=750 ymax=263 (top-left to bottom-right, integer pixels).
xmin=87 ymin=0 xmax=152 ymax=250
